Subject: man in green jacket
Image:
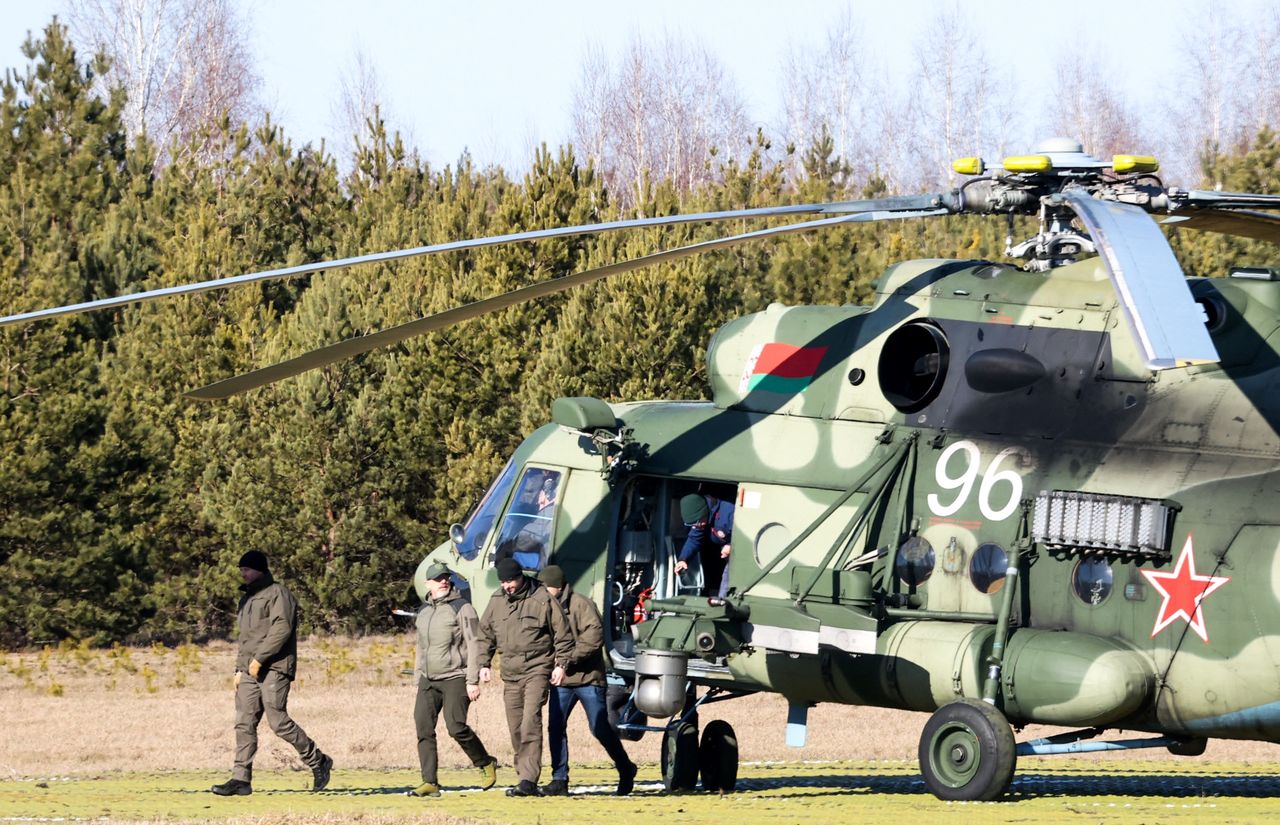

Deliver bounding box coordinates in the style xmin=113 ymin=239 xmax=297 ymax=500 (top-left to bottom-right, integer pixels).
xmin=410 ymin=562 xmax=499 ymax=797
xmin=211 ymin=551 xmax=332 ymax=796
xmin=538 ymin=565 xmax=637 ymax=796
xmin=477 ymin=557 xmax=575 ymax=797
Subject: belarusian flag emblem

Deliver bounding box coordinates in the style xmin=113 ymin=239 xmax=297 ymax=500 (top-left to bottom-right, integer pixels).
xmin=739 ymin=343 xmax=828 ymax=394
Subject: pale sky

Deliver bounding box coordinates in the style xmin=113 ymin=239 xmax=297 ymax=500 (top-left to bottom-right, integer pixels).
xmin=0 ymin=0 xmax=1267 ymax=172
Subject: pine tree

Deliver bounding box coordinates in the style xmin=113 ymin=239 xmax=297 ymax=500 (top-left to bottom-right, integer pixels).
xmin=103 ymin=116 xmax=345 ymax=638
xmin=1172 ymin=126 xmax=1280 ymax=278
xmin=0 ymin=22 xmax=146 ymax=645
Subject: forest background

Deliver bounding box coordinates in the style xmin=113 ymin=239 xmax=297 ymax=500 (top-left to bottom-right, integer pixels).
xmin=4 ymin=2 xmax=1280 ymax=648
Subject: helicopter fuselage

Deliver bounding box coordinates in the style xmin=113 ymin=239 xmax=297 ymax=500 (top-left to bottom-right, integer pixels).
xmin=437 ymin=255 xmax=1280 ymax=745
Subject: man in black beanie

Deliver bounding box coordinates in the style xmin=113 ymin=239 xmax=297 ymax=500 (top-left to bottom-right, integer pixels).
xmin=211 ymin=551 xmax=333 ymax=796
xmin=476 ymin=557 xmax=574 ymax=796
xmin=538 ymin=565 xmax=636 ymax=796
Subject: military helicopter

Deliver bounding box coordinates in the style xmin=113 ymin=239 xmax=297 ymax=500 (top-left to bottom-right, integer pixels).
xmin=9 ymin=137 xmax=1280 ymax=801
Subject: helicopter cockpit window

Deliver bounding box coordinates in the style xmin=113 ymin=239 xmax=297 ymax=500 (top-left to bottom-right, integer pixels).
xmin=456 ymin=458 xmax=517 ymax=560
xmin=1072 ymin=557 xmax=1113 ymax=606
xmin=969 ymin=543 xmax=1008 ymax=594
xmin=492 ymin=467 xmax=562 ymax=571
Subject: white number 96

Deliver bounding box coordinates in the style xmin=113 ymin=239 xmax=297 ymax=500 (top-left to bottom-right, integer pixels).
xmin=927 ymin=440 xmax=1023 ymax=521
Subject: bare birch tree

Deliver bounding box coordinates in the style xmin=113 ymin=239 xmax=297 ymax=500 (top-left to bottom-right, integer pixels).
xmin=330 ymin=46 xmax=399 ymax=170
xmin=901 ymin=3 xmax=1019 ymax=190
xmin=1044 ymin=50 xmax=1148 ymax=163
xmin=1163 ymin=3 xmax=1246 ymax=185
xmin=67 ymin=0 xmax=259 ymax=164
xmin=1240 ymin=7 xmax=1280 ymax=140
xmin=778 ymin=8 xmax=879 ymax=188
xmin=570 ymin=43 xmax=612 ymax=177
xmin=571 ymin=32 xmax=750 ymax=209
xmin=1159 ymin=2 xmax=1280 ymax=184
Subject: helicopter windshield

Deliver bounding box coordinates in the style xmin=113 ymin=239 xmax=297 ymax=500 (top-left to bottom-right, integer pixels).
xmin=456 ymin=458 xmax=517 ymax=560
xmin=492 ymin=467 xmax=562 ymax=571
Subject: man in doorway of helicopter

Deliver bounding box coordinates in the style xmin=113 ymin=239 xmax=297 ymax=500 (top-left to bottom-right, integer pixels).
xmin=674 ymin=492 xmax=735 ymax=598
xmin=477 ymin=557 xmax=576 ymax=797
xmin=537 ymin=564 xmax=638 ymax=796
xmin=408 ymin=562 xmax=499 ymax=798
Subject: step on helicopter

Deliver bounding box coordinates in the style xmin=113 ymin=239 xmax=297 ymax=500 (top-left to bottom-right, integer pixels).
xmin=10 ymin=137 xmax=1280 ymax=801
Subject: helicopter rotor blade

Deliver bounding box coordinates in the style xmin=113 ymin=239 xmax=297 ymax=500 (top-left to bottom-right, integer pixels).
xmin=1177 ymin=190 xmax=1280 ymax=210
xmin=1162 ymin=209 xmax=1280 ymax=245
xmin=1065 ymin=192 xmax=1219 ymax=370
xmin=0 ymin=194 xmax=948 ymax=329
xmin=186 ymin=206 xmax=947 ymax=400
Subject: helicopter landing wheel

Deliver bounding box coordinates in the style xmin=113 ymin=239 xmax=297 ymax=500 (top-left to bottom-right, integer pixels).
xmin=1167 ymin=736 xmax=1208 ymax=756
xmin=661 ymin=721 xmax=700 ymax=792
xmin=918 ymin=699 xmax=1016 ymax=801
xmin=698 ymin=719 xmax=738 ymax=793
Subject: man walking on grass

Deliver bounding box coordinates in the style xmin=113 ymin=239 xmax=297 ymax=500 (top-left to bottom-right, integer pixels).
xmin=538 ymin=565 xmax=638 ymax=796
xmin=477 ymin=557 xmax=575 ymax=797
xmin=211 ymin=550 xmax=332 ymax=796
xmin=409 ymin=561 xmax=499 ymax=797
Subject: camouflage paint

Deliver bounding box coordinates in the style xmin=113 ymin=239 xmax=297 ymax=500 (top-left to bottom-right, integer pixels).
xmin=431 ymin=255 xmax=1280 ymax=748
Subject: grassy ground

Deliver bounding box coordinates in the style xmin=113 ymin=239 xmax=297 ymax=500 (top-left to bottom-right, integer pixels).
xmin=5 ymin=762 xmax=1280 ymax=824
xmin=3 ymin=635 xmax=1280 ymax=823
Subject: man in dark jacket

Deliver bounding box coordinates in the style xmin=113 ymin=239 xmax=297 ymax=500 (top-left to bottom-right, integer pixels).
xmin=675 ymin=493 xmax=735 ymax=598
xmin=211 ymin=551 xmax=332 ymax=796
xmin=477 ymin=557 xmax=574 ymax=797
xmin=538 ymin=565 xmax=637 ymax=796
xmin=410 ymin=562 xmax=498 ymax=797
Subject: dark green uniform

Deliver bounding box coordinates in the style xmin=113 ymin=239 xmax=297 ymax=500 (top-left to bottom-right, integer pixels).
xmin=414 ymin=585 xmax=493 ymax=784
xmin=477 ymin=576 xmax=575 ymax=784
xmin=233 ymin=574 xmax=325 ymax=782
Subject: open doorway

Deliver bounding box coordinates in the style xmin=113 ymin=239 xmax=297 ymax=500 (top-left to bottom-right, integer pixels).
xmin=608 ymin=475 xmax=737 ymax=657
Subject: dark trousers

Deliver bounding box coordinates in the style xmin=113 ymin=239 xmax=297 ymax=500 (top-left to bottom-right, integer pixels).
xmin=503 ymin=674 xmax=550 ymax=783
xmin=413 ymin=676 xmax=491 ymax=783
xmin=233 ymin=671 xmax=321 ymax=781
xmin=548 ymin=684 xmax=635 ymax=781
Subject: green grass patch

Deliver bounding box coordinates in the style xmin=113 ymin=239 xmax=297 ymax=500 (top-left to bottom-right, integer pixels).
xmin=5 ymin=761 xmax=1280 ymax=824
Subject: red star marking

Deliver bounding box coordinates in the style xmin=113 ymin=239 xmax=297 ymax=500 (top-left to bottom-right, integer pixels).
xmin=1140 ymin=536 xmax=1230 ymax=643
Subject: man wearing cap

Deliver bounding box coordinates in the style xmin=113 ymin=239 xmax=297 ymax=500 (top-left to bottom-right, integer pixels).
xmin=409 ymin=562 xmax=499 ymax=798
xmin=538 ymin=565 xmax=637 ymax=797
xmin=674 ymin=493 xmax=736 ymax=598
xmin=211 ymin=551 xmax=332 ymax=796
xmin=477 ymin=557 xmax=575 ymax=797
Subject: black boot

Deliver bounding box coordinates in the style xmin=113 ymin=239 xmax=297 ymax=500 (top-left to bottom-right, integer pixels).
xmin=617 ymin=761 xmax=637 ymax=796
xmin=506 ymin=779 xmax=543 ymax=797
xmin=210 ymin=778 xmax=252 ymax=796
xmin=541 ymin=778 xmax=569 ymax=796
xmin=312 ymin=754 xmax=333 ymax=791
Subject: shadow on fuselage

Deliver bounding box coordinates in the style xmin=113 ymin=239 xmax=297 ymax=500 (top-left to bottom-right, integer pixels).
xmin=644 ymin=263 xmax=975 ymax=475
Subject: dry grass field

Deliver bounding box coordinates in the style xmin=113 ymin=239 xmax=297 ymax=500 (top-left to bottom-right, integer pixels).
xmin=3 ymin=635 xmax=1280 ymax=823
xmin=4 ymin=633 xmax=1280 ymax=776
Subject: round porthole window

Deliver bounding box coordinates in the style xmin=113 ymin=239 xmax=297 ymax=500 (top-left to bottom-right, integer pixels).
xmin=895 ymin=536 xmax=935 ymax=587
xmin=969 ymin=543 xmax=1008 ymax=594
xmin=754 ymin=522 xmax=792 ymax=567
xmin=1072 ymin=557 xmax=1113 ymax=606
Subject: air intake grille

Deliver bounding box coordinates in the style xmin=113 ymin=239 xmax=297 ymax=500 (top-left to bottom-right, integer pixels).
xmin=1032 ymin=491 xmax=1175 ymax=559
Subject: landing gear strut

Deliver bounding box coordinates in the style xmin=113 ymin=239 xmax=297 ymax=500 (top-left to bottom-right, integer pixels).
xmin=918 ymin=699 xmax=1017 ymax=801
